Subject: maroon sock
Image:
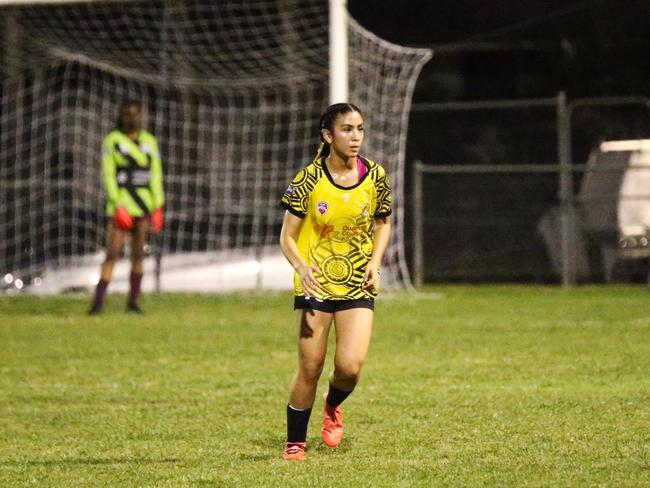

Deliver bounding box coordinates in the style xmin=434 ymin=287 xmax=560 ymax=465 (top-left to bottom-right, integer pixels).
xmin=93 ymin=279 xmax=109 ymax=309
xmin=128 ymin=271 xmax=143 ymax=306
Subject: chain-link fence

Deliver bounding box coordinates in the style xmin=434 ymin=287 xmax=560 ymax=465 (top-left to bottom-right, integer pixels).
xmin=408 ymin=93 xmax=650 ymax=284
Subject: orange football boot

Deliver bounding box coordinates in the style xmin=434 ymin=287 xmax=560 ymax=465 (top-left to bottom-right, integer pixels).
xmin=321 ymin=392 xmax=344 ymax=447
xmin=283 ymin=442 xmax=307 ymax=461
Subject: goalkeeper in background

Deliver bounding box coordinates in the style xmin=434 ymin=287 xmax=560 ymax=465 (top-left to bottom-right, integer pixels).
xmin=88 ymin=100 xmax=165 ymax=315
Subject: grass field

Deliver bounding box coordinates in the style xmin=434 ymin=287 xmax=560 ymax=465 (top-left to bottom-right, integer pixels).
xmin=1 ymin=285 xmax=649 ymax=487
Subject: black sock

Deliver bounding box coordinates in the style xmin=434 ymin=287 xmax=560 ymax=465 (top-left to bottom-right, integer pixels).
xmin=286 ymin=404 xmax=312 ymax=443
xmin=326 ymin=384 xmax=353 ymax=408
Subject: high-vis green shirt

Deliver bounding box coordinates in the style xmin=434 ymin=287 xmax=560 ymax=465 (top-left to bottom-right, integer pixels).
xmin=102 ymin=129 xmax=165 ymax=217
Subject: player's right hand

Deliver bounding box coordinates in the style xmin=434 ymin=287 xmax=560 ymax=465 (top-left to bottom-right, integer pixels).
xmin=114 ymin=207 xmax=133 ymax=230
xmin=150 ymin=207 xmax=163 ymax=234
xmin=297 ymin=264 xmax=322 ymax=298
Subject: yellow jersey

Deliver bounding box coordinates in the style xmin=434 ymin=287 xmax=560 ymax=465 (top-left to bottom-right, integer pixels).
xmin=281 ymin=156 xmax=392 ymax=300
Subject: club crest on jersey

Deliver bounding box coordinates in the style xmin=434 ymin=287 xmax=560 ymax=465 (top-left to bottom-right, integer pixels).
xmin=317 ymin=201 xmax=328 ymax=215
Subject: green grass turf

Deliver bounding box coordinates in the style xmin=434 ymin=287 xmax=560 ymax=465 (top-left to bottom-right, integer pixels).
xmin=0 ymin=286 xmax=649 ymax=487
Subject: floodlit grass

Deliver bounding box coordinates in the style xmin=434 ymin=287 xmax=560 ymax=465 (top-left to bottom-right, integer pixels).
xmin=0 ymin=286 xmax=649 ymax=487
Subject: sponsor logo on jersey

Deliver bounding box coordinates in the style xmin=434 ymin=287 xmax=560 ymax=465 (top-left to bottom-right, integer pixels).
xmin=342 ymin=224 xmax=365 ymax=239
xmin=117 ymin=170 xmax=128 ymax=185
xmin=317 ymin=201 xmax=328 ymax=215
xmin=131 ymin=169 xmax=151 ymax=186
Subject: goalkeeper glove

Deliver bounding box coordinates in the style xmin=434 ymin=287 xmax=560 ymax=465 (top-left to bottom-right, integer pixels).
xmin=151 ymin=207 xmax=163 ymax=234
xmin=114 ymin=207 xmax=133 ymax=230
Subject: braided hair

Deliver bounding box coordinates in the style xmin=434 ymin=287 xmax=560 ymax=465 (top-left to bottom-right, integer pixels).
xmin=314 ymin=103 xmax=363 ymax=160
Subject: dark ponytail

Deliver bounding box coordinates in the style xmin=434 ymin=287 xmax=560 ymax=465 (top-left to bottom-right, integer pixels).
xmin=313 ymin=103 xmax=362 ymax=161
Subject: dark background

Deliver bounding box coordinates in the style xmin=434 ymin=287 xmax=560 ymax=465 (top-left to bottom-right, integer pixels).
xmin=350 ymin=0 xmax=650 ymax=101
xmin=350 ymin=0 xmax=650 ymax=282
xmin=3 ymin=1 xmax=650 ymax=284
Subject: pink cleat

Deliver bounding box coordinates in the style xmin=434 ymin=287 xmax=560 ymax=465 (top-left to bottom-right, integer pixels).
xmin=321 ymin=392 xmax=344 ymax=447
xmin=283 ymin=442 xmax=307 ymax=461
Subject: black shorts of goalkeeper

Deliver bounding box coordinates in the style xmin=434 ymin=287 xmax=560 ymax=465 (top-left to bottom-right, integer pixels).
xmin=293 ymin=296 xmax=374 ymax=313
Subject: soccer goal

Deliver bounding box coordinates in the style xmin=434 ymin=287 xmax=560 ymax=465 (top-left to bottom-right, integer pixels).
xmin=0 ymin=0 xmax=431 ymax=293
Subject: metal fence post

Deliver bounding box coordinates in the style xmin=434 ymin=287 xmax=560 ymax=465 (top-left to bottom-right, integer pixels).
xmin=413 ymin=160 xmax=424 ymax=287
xmin=557 ymin=91 xmax=576 ymax=286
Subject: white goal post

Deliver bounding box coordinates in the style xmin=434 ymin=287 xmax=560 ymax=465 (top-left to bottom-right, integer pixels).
xmin=0 ymin=0 xmax=431 ymax=293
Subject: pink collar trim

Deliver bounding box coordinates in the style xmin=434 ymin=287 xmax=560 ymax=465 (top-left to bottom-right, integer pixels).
xmin=357 ymin=156 xmax=368 ymax=179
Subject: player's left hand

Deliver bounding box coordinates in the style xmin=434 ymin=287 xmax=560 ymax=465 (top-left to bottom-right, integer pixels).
xmin=363 ymin=263 xmax=380 ymax=293
xmin=151 ymin=207 xmax=163 ymax=234
xmin=114 ymin=206 xmax=134 ymax=230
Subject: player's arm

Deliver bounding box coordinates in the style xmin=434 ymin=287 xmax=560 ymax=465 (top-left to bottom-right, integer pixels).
xmin=365 ymin=165 xmax=393 ymax=292
xmin=102 ymin=135 xmax=133 ymax=229
xmin=149 ymin=137 xmax=165 ymax=232
xmin=150 ymin=138 xmax=165 ymax=209
xmin=101 ymin=137 xmax=120 ymax=209
xmin=280 ymin=211 xmax=322 ymax=297
xmin=363 ymin=216 xmax=391 ymax=292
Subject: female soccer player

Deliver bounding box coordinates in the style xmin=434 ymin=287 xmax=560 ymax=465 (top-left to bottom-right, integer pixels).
xmin=279 ymin=103 xmax=392 ymax=460
xmin=88 ymin=101 xmax=165 ymax=315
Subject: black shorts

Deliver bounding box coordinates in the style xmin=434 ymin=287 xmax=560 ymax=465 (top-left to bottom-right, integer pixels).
xmin=293 ymin=296 xmax=374 ymax=313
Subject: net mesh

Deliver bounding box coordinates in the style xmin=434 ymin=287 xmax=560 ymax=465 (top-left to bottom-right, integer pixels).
xmin=0 ymin=0 xmax=431 ymax=292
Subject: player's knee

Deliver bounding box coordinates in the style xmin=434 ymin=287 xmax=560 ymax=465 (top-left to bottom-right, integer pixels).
xmin=334 ymin=361 xmax=363 ymax=385
xmin=104 ymin=251 xmax=119 ymax=263
xmin=299 ymin=360 xmax=325 ymax=384
xmin=131 ymin=248 xmax=146 ymax=261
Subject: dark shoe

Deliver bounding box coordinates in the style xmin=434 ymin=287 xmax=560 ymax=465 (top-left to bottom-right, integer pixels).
xmin=125 ymin=303 xmax=144 ymax=314
xmin=87 ymin=305 xmax=102 ymax=315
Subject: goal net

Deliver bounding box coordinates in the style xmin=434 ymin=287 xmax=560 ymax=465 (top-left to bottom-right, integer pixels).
xmin=0 ymin=0 xmax=431 ymax=293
